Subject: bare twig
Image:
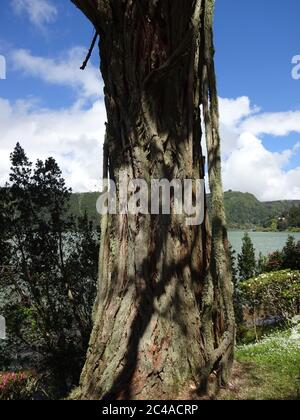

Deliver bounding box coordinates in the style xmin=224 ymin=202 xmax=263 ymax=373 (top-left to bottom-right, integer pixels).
xmin=80 ymin=32 xmax=98 ymax=70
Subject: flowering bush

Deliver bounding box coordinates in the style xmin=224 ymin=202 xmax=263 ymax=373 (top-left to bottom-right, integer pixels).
xmin=0 ymin=372 xmax=29 ymax=400
xmin=241 ymin=270 xmax=300 ymax=323
xmin=0 ymin=369 xmax=65 ymax=400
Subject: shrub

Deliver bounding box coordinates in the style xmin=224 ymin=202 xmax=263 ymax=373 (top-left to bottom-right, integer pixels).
xmin=241 ymin=270 xmax=300 ymax=324
xmin=229 ymin=245 xmax=244 ymax=325
xmin=0 ymin=372 xmax=30 ymax=400
xmin=0 ymin=371 xmax=57 ymax=400
xmin=265 ymin=251 xmax=284 ymax=272
xmin=263 ymin=236 xmax=300 ymax=273
xmin=282 ymin=236 xmax=300 ymax=270
xmin=0 ymin=144 xmax=98 ymax=395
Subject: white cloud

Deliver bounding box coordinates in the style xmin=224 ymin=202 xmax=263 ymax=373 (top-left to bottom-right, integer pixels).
xmin=11 ymin=48 xmax=102 ymax=101
xmin=0 ymin=47 xmax=106 ymax=192
xmin=2 ymin=44 xmax=300 ymax=200
xmin=11 ymin=0 xmax=57 ymax=27
xmin=222 ymin=132 xmax=300 ymax=200
xmin=240 ymin=110 xmax=300 ymax=137
xmin=219 ymin=97 xmax=300 ymax=201
xmin=0 ymin=97 xmax=106 ymax=192
xmin=217 ymin=97 xmax=259 ymax=158
xmin=219 ymin=96 xmax=259 ymax=127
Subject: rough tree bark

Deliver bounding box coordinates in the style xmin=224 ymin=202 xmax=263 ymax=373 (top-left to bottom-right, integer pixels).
xmin=71 ymin=0 xmax=235 ymax=400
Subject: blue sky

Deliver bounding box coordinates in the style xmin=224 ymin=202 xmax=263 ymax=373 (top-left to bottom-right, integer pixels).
xmin=0 ymin=0 xmax=300 ymax=199
xmin=215 ymin=0 xmax=300 ymax=111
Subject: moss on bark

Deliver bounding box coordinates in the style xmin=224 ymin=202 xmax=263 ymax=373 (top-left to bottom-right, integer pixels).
xmin=70 ymin=0 xmax=235 ymax=400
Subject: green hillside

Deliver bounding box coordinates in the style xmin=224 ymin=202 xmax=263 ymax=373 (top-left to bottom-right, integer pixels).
xmin=70 ymin=191 xmax=300 ymax=230
xmin=223 ymin=192 xmax=300 ymax=229
xmin=263 ymin=199 xmax=300 ymax=216
xmin=222 ymin=191 xmax=270 ymax=228
xmin=69 ymin=192 xmax=100 ymax=225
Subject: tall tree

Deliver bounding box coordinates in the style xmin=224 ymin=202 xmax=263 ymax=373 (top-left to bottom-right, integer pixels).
xmin=238 ymin=233 xmax=256 ymax=281
xmin=71 ymin=0 xmax=235 ymax=400
xmin=282 ymin=235 xmax=300 ymax=270
xmin=0 ymin=145 xmax=98 ymax=393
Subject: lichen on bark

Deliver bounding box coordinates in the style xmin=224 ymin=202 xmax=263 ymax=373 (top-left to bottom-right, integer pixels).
xmin=70 ymin=0 xmax=235 ymax=400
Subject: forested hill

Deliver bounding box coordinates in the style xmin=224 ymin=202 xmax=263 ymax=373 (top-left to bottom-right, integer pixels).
xmin=220 ymin=191 xmax=300 ymax=229
xmin=70 ymin=191 xmax=300 ymax=230
xmin=69 ymin=192 xmax=100 ymax=225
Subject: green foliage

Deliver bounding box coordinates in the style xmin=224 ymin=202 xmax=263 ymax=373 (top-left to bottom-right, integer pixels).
xmin=287 ymin=205 xmax=300 ymax=229
xmin=0 ymin=144 xmax=99 ymax=394
xmin=264 ymin=250 xmax=284 ymax=272
xmin=282 ymin=235 xmax=300 ymax=270
xmin=229 ymin=246 xmax=243 ymax=325
xmin=238 ymin=233 xmax=257 ymax=281
xmin=263 ymin=204 xmax=300 ymax=231
xmin=264 ymin=235 xmax=300 ymax=272
xmin=240 ymin=270 xmax=300 ymax=322
xmin=264 ymin=218 xmax=278 ymax=232
xmin=222 ymin=191 xmax=270 ymax=228
xmin=69 ymin=190 xmax=300 ymax=231
xmin=0 ymin=189 xmax=11 ymax=267
xmin=256 ymin=252 xmax=268 ymax=275
xmin=233 ymin=235 xmax=300 ymax=344
xmin=69 ymin=192 xmax=100 ymax=227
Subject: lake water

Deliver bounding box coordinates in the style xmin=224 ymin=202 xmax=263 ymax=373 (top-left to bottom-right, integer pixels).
xmin=228 ymin=231 xmax=300 ymax=257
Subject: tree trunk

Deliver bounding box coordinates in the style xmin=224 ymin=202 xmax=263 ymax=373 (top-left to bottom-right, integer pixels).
xmin=71 ymin=0 xmax=235 ymax=400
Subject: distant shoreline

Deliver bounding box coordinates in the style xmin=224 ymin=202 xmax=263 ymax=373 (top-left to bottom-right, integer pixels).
xmin=228 ymin=228 xmax=300 ymax=233
xmin=68 ymin=191 xmax=300 ymax=232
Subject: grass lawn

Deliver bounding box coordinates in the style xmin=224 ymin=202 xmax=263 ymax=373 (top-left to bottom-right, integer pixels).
xmin=219 ymin=321 xmax=300 ymax=400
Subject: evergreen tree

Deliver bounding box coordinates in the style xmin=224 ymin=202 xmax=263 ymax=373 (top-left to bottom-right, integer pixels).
xmin=238 ymin=233 xmax=257 ymax=281
xmin=0 ymin=144 xmax=98 ymax=394
xmin=256 ymin=252 xmax=268 ymax=275
xmin=229 ymin=245 xmax=243 ymax=325
xmin=0 ymin=188 xmax=11 ymax=267
xmin=287 ymin=206 xmax=300 ymax=229
xmin=282 ymin=235 xmax=300 ymax=270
